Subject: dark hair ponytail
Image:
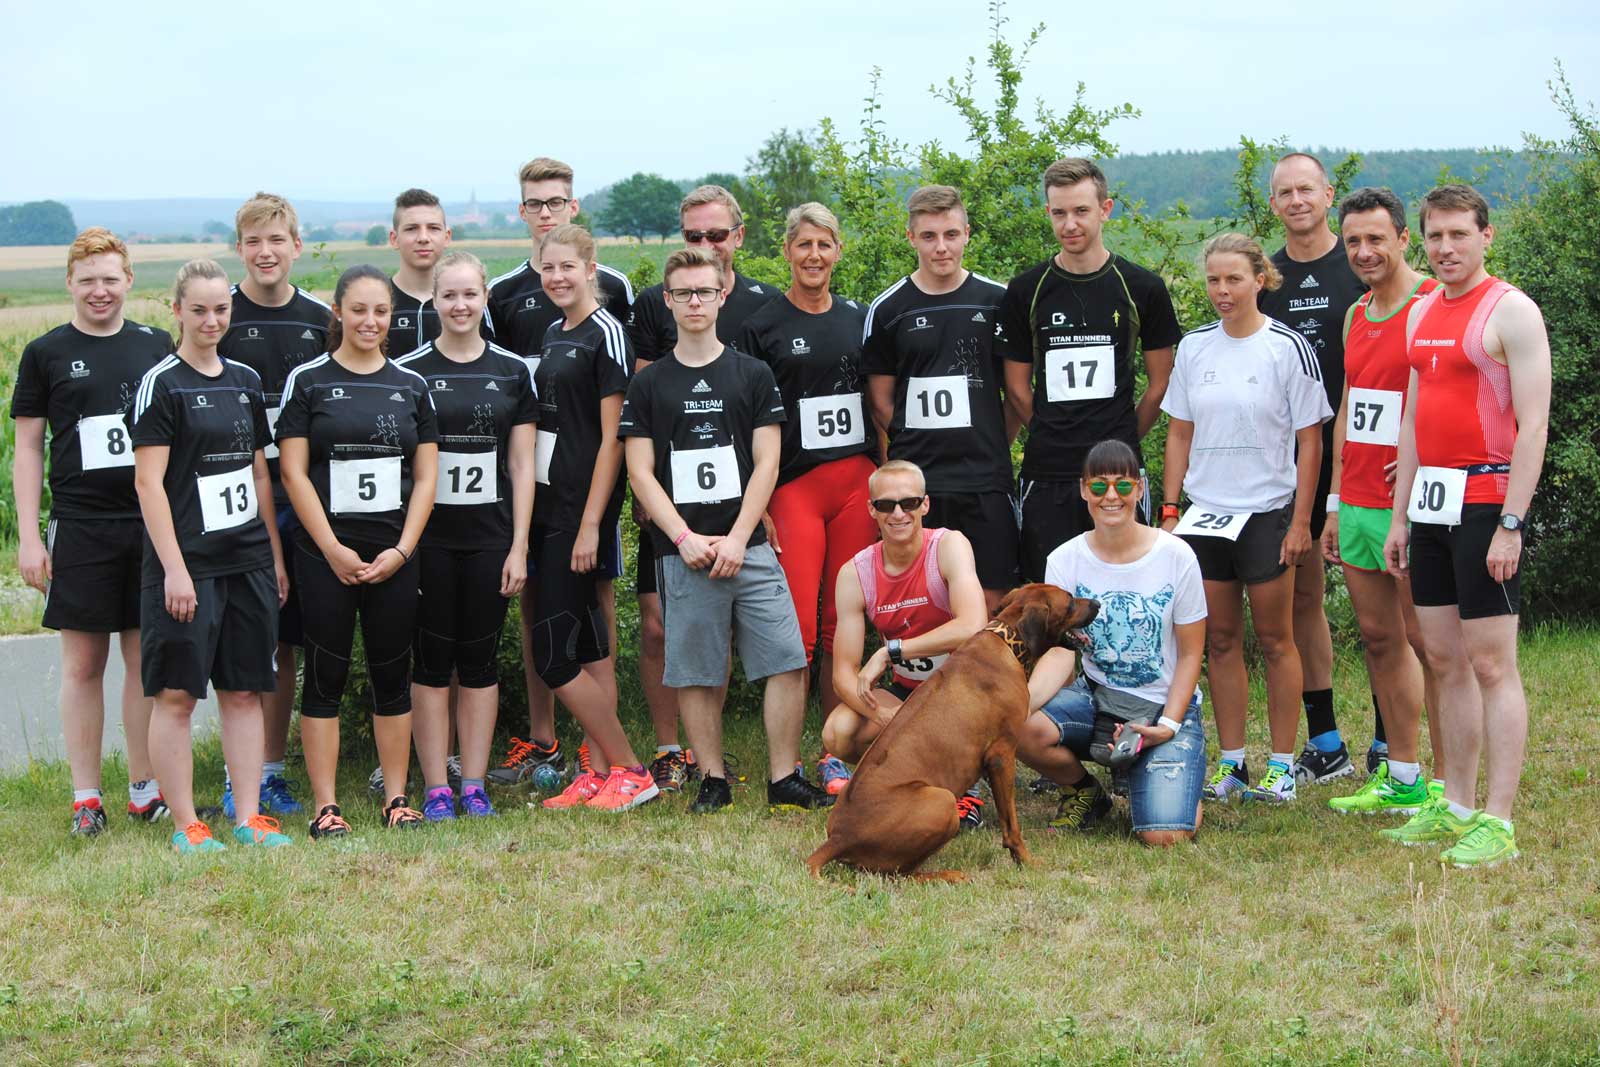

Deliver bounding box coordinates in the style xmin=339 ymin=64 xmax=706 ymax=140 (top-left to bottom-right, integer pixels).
xmin=326 ymin=264 xmax=393 ymax=355
xmin=1080 ymin=439 xmax=1141 ymax=480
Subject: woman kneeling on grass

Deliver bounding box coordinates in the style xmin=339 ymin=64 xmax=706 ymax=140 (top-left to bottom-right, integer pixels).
xmin=131 ymin=259 xmax=291 ymax=853
xmin=1016 ymin=439 xmax=1209 ymax=844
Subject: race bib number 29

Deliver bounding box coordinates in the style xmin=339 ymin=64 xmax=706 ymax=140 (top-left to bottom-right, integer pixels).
xmin=1173 ymin=506 xmax=1248 ymax=541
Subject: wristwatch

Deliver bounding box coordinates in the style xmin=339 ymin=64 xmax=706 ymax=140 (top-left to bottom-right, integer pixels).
xmin=1499 ymin=513 xmax=1525 ymax=532
xmin=886 ymin=638 xmax=904 ymax=665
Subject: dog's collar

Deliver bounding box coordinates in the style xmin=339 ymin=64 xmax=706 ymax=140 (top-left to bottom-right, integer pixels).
xmin=984 ymin=620 xmax=1033 ymax=670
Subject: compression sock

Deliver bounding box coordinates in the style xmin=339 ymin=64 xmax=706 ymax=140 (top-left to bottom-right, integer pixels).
xmin=1303 ymin=689 xmax=1340 ymax=750
xmin=1388 ymin=761 xmax=1420 ymax=786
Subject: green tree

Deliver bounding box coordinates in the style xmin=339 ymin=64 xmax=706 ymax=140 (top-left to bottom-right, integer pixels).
xmin=0 ymin=200 xmax=76 ymax=245
xmin=600 ymin=172 xmax=682 ymax=243
xmin=734 ymin=128 xmax=828 ymax=255
xmin=364 ymin=224 xmax=386 ymax=246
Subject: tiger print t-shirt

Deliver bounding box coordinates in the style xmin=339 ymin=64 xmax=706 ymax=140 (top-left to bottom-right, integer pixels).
xmin=1043 ymin=529 xmax=1206 ymax=707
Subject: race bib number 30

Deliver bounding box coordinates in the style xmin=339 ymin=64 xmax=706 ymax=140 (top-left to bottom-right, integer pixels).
xmin=535 ymin=430 xmax=556 ymax=485
xmin=904 ymin=375 xmax=971 ymax=430
xmin=799 ymin=393 xmax=865 ymax=450
xmin=329 ymin=456 xmax=401 ymax=514
xmin=670 ymin=444 xmax=739 ymax=505
xmin=1346 ymin=387 xmax=1402 ymax=447
xmin=79 ymin=413 xmax=134 ymax=471
xmin=436 ymin=450 xmax=495 ymax=506
xmin=197 ymin=465 xmax=258 ymax=533
xmin=1045 ymin=345 xmax=1116 ymax=403
xmin=1407 ymin=465 xmax=1466 ymax=526
xmin=1173 ymin=506 xmax=1248 ymax=541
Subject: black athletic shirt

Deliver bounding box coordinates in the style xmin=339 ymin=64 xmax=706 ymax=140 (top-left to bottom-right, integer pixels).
xmin=218 ymin=284 xmax=332 ymax=497
xmin=128 ymin=357 xmax=275 ymax=586
xmin=1258 ymin=243 xmax=1366 ymax=413
xmin=618 ymin=347 xmax=786 ymax=555
xmin=739 ymin=294 xmax=875 ymax=484
xmin=487 ymin=259 xmax=634 ymax=356
xmin=627 ymin=271 xmax=780 ymax=362
xmin=998 ymin=254 xmax=1182 ymax=479
xmin=275 ymin=354 xmax=439 ymax=546
xmin=9 ymin=320 xmax=173 ymax=519
xmin=389 ymin=283 xmax=494 ymax=356
xmin=395 ymin=342 xmax=538 ymax=551
xmin=532 ymin=308 xmax=633 ymax=533
xmin=860 ymin=273 xmax=1012 ymax=493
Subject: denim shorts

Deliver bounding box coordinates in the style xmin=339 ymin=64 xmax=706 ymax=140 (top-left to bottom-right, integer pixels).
xmin=1038 ymin=678 xmax=1207 ymax=833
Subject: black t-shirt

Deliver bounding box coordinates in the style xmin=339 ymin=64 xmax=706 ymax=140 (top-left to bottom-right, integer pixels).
xmin=389 ymin=282 xmax=494 ymax=357
xmin=739 ymin=294 xmax=875 ymax=485
xmin=618 ymin=347 xmax=786 ymax=554
xmin=860 ymin=272 xmax=1012 ymax=493
xmin=1258 ymin=242 xmax=1366 ymax=414
xmin=999 ymin=254 xmax=1182 ymax=479
xmin=218 ymin=285 xmax=332 ymax=498
xmin=532 ymin=308 xmax=633 ymax=533
xmin=487 ymin=259 xmax=634 ymax=357
xmin=9 ymin=320 xmax=173 ymax=519
xmin=395 ymin=342 xmax=538 ymax=551
xmin=627 ymin=271 xmax=780 ymax=362
xmin=128 ymin=357 xmax=275 ymax=586
xmin=275 ymin=354 xmax=439 ymax=546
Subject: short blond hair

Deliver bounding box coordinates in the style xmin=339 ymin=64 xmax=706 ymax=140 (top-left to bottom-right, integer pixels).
xmin=66 ymin=227 xmax=131 ymax=279
xmin=234 ymin=192 xmax=299 ymax=243
xmin=679 ymin=185 xmax=743 ymax=230
xmin=906 ymin=185 xmax=965 ymax=225
xmin=868 ymin=459 xmax=926 ymax=497
xmin=784 ymin=202 xmax=841 ymax=247
xmin=519 ymin=157 xmax=574 ymax=192
xmin=663 ymin=246 xmax=726 ymax=288
xmin=431 ymin=250 xmax=487 ymax=294
xmin=1203 ymin=232 xmax=1283 ymax=291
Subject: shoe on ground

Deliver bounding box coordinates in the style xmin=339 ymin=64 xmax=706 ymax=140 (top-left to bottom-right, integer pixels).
xmin=232 ymin=814 xmax=292 ymax=847
xmin=488 ymin=737 xmax=565 ymax=789
xmin=1366 ymin=744 xmax=1388 ymax=776
xmin=1380 ymin=797 xmax=1475 ymax=847
xmin=1048 ymin=775 xmax=1111 ymax=831
xmin=543 ymin=770 xmax=605 ymax=810
xmin=691 ymin=775 xmax=734 ymax=814
xmin=367 ymin=764 xmax=389 ymax=797
xmin=309 ymin=804 xmax=351 ymax=840
xmin=422 ymin=786 xmax=457 ymax=823
xmin=1329 ymin=761 xmax=1429 ymax=816
xmin=382 ymin=795 xmax=424 ymax=830
xmin=956 ymin=792 xmax=984 ymax=831
xmin=1202 ymin=759 xmax=1250 ymax=802
xmin=446 ymin=754 xmax=463 ymax=793
xmin=817 ymin=754 xmax=852 ymax=796
xmin=1439 ymin=812 xmax=1519 ymax=868
xmin=260 ymin=774 xmax=303 ymax=815
xmin=586 ymin=767 xmax=660 ymax=812
xmin=1294 ymin=742 xmax=1355 ymax=786
xmin=1243 ymin=761 xmax=1297 ymax=804
xmin=1029 ymin=774 xmax=1060 ymax=795
xmin=172 ymin=821 xmax=226 ymax=854
xmin=649 ymin=749 xmax=691 ymax=793
xmin=458 ymin=787 xmax=496 ymax=817
xmin=221 ymin=780 xmax=237 ymax=821
xmin=71 ymin=798 xmax=108 ymax=837
xmin=768 ymin=771 xmax=835 ymax=812
xmin=128 ymin=793 xmax=171 ymax=823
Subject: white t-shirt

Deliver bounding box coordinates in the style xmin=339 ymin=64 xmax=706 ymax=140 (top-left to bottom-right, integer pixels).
xmin=1160 ymin=317 xmax=1332 ymax=512
xmin=1044 ymin=530 xmax=1208 ymax=707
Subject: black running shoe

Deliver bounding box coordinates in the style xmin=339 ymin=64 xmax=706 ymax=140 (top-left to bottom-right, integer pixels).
xmin=767 ymin=771 xmax=835 ymax=812
xmin=690 ymin=775 xmax=734 ymax=814
xmin=309 ymin=804 xmax=351 ymax=840
xmin=70 ymin=800 xmax=107 ymax=837
xmin=1294 ymin=742 xmax=1356 ymax=787
xmin=956 ymin=792 xmax=985 ymax=831
xmin=1366 ymin=745 xmax=1387 ymax=776
xmin=1048 ymin=775 xmax=1111 ymax=832
xmin=127 ymin=793 xmax=171 ymax=823
xmin=1029 ymin=774 xmax=1060 ymax=795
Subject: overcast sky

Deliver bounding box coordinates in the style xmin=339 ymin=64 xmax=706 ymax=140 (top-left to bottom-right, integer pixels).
xmin=3 ymin=0 xmax=1594 ymax=202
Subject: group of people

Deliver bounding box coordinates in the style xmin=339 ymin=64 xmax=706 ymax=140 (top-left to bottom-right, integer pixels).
xmin=11 ymin=151 xmax=1549 ymax=869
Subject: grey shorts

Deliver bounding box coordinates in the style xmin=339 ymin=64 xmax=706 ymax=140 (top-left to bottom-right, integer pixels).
xmin=658 ymin=542 xmax=808 ymax=687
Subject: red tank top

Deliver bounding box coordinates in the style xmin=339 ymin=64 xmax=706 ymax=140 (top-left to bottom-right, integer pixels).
xmin=1341 ymin=277 xmax=1439 ymax=508
xmin=852 ymin=527 xmax=952 ymax=689
xmin=1407 ymin=276 xmax=1517 ymax=504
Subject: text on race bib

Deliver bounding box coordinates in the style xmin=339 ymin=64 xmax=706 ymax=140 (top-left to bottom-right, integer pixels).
xmin=1045 ymin=345 xmax=1116 ymax=403
xmin=1346 ymin=387 xmax=1403 ymax=447
xmin=798 ymin=393 xmax=866 ymax=450
xmin=435 ymin=450 xmax=495 ymax=506
xmin=329 ymin=456 xmax=401 ymax=514
xmin=264 ymin=406 xmax=281 ymax=461
xmin=1407 ymin=465 xmax=1466 ymax=526
xmin=1173 ymin=506 xmax=1248 ymax=541
xmin=895 ymin=652 xmax=947 ymax=683
xmin=196 ymin=465 xmax=258 ymax=533
xmin=904 ymin=374 xmax=971 ymax=430
xmin=79 ymin=413 xmax=134 ymax=471
xmin=535 ymin=430 xmax=556 ymax=486
xmin=669 ymin=444 xmax=740 ymax=505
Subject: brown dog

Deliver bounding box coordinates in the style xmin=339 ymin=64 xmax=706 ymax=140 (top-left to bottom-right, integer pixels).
xmin=807 ymin=584 xmax=1099 ymax=882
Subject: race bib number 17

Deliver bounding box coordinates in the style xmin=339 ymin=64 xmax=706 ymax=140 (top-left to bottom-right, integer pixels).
xmin=1045 ymin=345 xmax=1116 ymax=403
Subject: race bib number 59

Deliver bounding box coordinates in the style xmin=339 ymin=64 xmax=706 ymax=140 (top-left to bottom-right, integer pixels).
xmin=799 ymin=394 xmax=865 ymax=450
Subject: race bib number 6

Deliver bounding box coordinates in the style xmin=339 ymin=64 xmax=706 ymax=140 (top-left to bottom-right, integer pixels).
xmin=436 ymin=450 xmax=495 ymax=506
xmin=1045 ymin=345 xmax=1116 ymax=403
xmin=79 ymin=413 xmax=134 ymax=471
xmin=197 ymin=465 xmax=258 ymax=533
xmin=1173 ymin=506 xmax=1248 ymax=541
xmin=329 ymin=456 xmax=401 ymax=514
xmin=1346 ymin=387 xmax=1402 ymax=447
xmin=799 ymin=393 xmax=865 ymax=450
xmin=670 ymin=444 xmax=739 ymax=505
xmin=904 ymin=374 xmax=971 ymax=430
xmin=1407 ymin=465 xmax=1466 ymax=526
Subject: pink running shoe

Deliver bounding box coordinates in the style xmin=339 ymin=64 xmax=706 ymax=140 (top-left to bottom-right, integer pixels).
xmin=542 ymin=771 xmax=604 ymax=809
xmin=586 ymin=766 xmax=661 ymax=812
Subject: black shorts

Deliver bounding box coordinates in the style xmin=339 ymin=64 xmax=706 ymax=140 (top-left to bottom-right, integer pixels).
xmin=925 ymin=489 xmax=1019 ymax=591
xmin=275 ymin=508 xmax=303 ymax=646
xmin=1307 ymin=424 xmax=1334 ymax=540
xmin=140 ymin=565 xmax=279 ymax=699
xmin=42 ymin=516 xmax=143 ymax=633
xmin=1182 ymin=503 xmax=1291 ymax=585
xmin=531 ymin=515 xmax=624 ymax=582
xmin=636 ymin=528 xmax=659 ymax=597
xmin=1409 ymin=504 xmax=1522 ymax=619
xmin=293 ymin=534 xmax=419 ymax=718
xmin=527 ymin=526 xmax=610 ymax=689
xmin=1018 ymin=474 xmax=1151 ymax=582
xmin=414 ymin=544 xmax=512 ymax=688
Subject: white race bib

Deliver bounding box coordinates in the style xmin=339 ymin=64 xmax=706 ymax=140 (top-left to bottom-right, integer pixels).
xmin=1173 ymin=506 xmax=1248 ymax=541
xmin=1045 ymin=345 xmax=1116 ymax=403
xmin=196 ymin=465 xmax=258 ymax=533
xmin=904 ymin=375 xmax=971 ymax=430
xmin=436 ymin=450 xmax=495 ymax=506
xmin=896 ymin=652 xmax=948 ymax=683
xmin=535 ymin=430 xmax=556 ymax=485
xmin=670 ymin=444 xmax=739 ymax=505
xmin=329 ymin=456 xmax=401 ymax=514
xmin=798 ymin=393 xmax=866 ymax=450
xmin=263 ymin=406 xmax=281 ymax=460
xmin=1407 ymin=465 xmax=1466 ymax=526
xmin=1346 ymin=387 xmax=1402 ymax=447
xmin=79 ymin=413 xmax=134 ymax=471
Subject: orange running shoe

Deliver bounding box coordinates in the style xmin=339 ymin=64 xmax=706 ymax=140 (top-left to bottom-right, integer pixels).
xmin=576 ymin=742 xmax=595 ymax=777
xmin=542 ymin=771 xmax=604 ymax=809
xmin=172 ymin=821 xmax=226 ymax=854
xmin=585 ymin=767 xmax=661 ymax=812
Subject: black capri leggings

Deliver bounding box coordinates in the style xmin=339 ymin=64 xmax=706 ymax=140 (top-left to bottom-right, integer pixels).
xmin=294 ymin=534 xmax=419 ymax=718
xmin=413 ymin=544 xmax=511 ymax=688
xmin=528 ymin=525 xmax=609 ymax=689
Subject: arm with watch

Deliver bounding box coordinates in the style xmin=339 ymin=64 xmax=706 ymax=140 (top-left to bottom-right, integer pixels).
xmin=1160 ymin=418 xmax=1193 ymax=532
xmin=1484 ymin=289 xmax=1552 ymax=585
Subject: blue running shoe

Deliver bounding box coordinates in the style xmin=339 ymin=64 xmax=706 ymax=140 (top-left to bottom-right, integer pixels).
xmin=817 ymin=754 xmax=852 ymax=796
xmin=260 ymin=774 xmax=303 ymax=815
xmin=422 ymin=786 xmax=456 ymax=822
xmin=458 ymin=787 xmax=495 ymax=818
xmin=220 ymin=780 xmax=236 ymax=821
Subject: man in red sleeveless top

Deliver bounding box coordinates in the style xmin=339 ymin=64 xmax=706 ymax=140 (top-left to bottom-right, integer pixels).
xmin=821 ymin=460 xmax=988 ymax=816
xmin=1383 ymin=184 xmax=1551 ymax=868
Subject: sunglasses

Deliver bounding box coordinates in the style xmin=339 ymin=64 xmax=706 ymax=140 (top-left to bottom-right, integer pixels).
xmin=684 ymin=228 xmax=735 ymax=244
xmin=870 ymin=496 xmax=926 ymax=514
xmin=1086 ymin=478 xmax=1138 ymax=498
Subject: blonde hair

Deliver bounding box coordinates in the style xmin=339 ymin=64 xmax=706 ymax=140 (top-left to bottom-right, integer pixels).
xmin=663 ymin=246 xmax=726 ymax=288
xmin=519 ymin=157 xmax=574 ymax=191
xmin=537 ymin=225 xmax=602 ymax=302
xmin=171 ymin=258 xmax=230 ymax=347
xmin=66 ymin=227 xmax=131 ymax=279
xmin=784 ymin=202 xmax=841 ymax=247
xmin=431 ymin=250 xmax=487 ymax=294
xmin=1203 ymin=232 xmax=1282 ymax=291
xmin=906 ymin=185 xmax=966 ymax=225
xmin=679 ymin=185 xmax=743 ymax=230
xmin=234 ymin=192 xmax=299 ymax=243
xmin=868 ymin=459 xmax=927 ymax=497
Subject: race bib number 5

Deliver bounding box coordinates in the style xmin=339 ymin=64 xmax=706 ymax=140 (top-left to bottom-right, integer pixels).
xmin=1173 ymin=506 xmax=1248 ymax=541
xmin=79 ymin=413 xmax=134 ymax=471
xmin=1045 ymin=345 xmax=1116 ymax=403
xmin=197 ymin=465 xmax=258 ymax=533
xmin=329 ymin=456 xmax=401 ymax=514
xmin=436 ymin=450 xmax=495 ymax=506
xmin=799 ymin=394 xmax=865 ymax=450
xmin=904 ymin=375 xmax=971 ymax=430
xmin=1407 ymin=466 xmax=1466 ymax=526
xmin=669 ymin=444 xmax=739 ymax=505
xmin=1346 ymin=387 xmax=1402 ymax=447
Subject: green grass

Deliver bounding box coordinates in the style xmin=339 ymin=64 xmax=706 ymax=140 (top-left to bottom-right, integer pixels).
xmin=1 ymin=628 xmax=1597 ymax=1065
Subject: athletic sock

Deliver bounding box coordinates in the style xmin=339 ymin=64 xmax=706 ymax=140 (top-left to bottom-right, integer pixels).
xmin=1302 ymin=689 xmax=1339 ymax=746
xmin=1388 ymin=761 xmax=1420 ymax=786
xmin=1220 ymin=747 xmax=1246 ymax=767
xmin=424 ymin=782 xmax=450 ymax=795
xmin=1269 ymin=752 xmax=1295 ymax=770
xmin=262 ymin=760 xmax=286 ymax=778
xmin=73 ymin=788 xmax=102 ymax=806
xmin=1371 ymin=692 xmax=1387 ymax=745
xmin=1445 ymin=800 xmax=1475 ymax=821
xmin=459 ymin=777 xmax=485 ymax=794
xmin=129 ymin=779 xmax=161 ymax=806
xmin=1309 ymin=730 xmax=1343 ymax=753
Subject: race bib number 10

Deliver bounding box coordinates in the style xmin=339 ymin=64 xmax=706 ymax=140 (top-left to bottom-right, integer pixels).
xmin=329 ymin=456 xmax=401 ymax=514
xmin=79 ymin=413 xmax=134 ymax=471
xmin=799 ymin=393 xmax=866 ymax=450
xmin=1045 ymin=345 xmax=1116 ymax=403
xmin=1407 ymin=465 xmax=1466 ymax=526
xmin=904 ymin=375 xmax=971 ymax=430
xmin=1173 ymin=506 xmax=1248 ymax=541
xmin=1346 ymin=387 xmax=1402 ymax=447
xmin=670 ymin=444 xmax=739 ymax=505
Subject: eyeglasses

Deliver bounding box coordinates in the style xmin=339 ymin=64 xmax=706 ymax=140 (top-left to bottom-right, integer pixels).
xmin=1086 ymin=478 xmax=1138 ymax=498
xmin=666 ymin=287 xmax=722 ymax=304
xmin=683 ymin=228 xmax=735 ymax=244
xmin=870 ymin=496 xmax=926 ymax=514
xmin=522 ymin=196 xmax=571 ymax=214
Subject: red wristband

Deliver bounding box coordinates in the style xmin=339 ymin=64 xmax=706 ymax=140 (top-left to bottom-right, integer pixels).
xmin=1160 ymin=504 xmax=1180 ymax=519
xmin=673 ymin=529 xmax=690 ymax=548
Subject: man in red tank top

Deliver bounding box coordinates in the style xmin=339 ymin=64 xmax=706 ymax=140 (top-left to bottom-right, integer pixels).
xmin=1383 ymin=184 xmax=1552 ymax=868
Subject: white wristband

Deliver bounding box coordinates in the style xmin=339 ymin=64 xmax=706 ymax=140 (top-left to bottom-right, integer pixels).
xmin=1325 ymin=493 xmax=1340 ymax=513
xmin=1157 ymin=716 xmax=1184 ymax=735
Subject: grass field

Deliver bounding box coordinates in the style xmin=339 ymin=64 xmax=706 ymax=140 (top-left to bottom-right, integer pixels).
xmin=0 ymin=627 xmax=1596 ymax=1066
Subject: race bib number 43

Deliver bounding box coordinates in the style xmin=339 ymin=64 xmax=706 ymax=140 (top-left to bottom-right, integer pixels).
xmin=1346 ymin=387 xmax=1402 ymax=447
xmin=670 ymin=444 xmax=739 ymax=505
xmin=799 ymin=393 xmax=865 ymax=450
xmin=436 ymin=450 xmax=495 ymax=506
xmin=904 ymin=375 xmax=971 ymax=430
xmin=79 ymin=413 xmax=134 ymax=471
xmin=329 ymin=456 xmax=401 ymax=514
xmin=1407 ymin=466 xmax=1466 ymax=526
xmin=197 ymin=465 xmax=258 ymax=533
xmin=1045 ymin=345 xmax=1116 ymax=403
xmin=1173 ymin=506 xmax=1248 ymax=541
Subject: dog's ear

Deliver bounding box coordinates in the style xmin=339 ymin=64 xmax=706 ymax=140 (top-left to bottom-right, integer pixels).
xmin=990 ymin=587 xmax=1019 ymax=620
xmin=1017 ymin=593 xmax=1054 ymax=661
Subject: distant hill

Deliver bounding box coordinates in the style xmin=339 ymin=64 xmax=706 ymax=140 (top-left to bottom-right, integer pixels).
xmin=52 ymin=197 xmax=522 ymax=242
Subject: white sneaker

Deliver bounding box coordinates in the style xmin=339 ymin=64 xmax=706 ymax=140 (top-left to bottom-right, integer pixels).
xmin=1242 ymin=761 xmax=1297 ymax=804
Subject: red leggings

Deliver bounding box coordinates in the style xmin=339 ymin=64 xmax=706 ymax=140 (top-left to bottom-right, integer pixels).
xmin=768 ymin=454 xmax=880 ymax=663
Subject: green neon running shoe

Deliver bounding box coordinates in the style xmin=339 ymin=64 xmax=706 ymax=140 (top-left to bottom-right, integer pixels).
xmin=1328 ymin=761 xmax=1430 ymax=815
xmin=1379 ymin=797 xmax=1475 ymax=847
xmin=1439 ymin=813 xmax=1519 ymax=869
xmin=1427 ymin=779 xmax=1445 ymax=802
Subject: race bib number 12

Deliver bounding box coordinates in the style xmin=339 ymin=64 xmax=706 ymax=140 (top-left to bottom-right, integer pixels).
xmin=436 ymin=450 xmax=495 ymax=506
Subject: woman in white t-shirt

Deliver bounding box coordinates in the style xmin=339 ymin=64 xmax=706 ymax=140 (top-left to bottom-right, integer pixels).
xmin=1017 ymin=440 xmax=1209 ymax=845
xmin=1160 ymin=233 xmax=1332 ymax=806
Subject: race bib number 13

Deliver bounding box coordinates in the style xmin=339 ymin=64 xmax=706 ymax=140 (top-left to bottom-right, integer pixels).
xmin=79 ymin=413 xmax=134 ymax=471
xmin=670 ymin=444 xmax=739 ymax=505
xmin=1407 ymin=465 xmax=1466 ymax=526
xmin=197 ymin=465 xmax=258 ymax=533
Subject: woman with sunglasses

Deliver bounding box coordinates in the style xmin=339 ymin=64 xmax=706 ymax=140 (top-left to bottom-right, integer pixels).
xmin=1017 ymin=440 xmax=1209 ymax=843
xmin=1159 ymin=233 xmax=1332 ymax=806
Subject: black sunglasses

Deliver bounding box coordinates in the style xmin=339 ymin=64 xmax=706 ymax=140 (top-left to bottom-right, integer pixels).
xmin=870 ymin=496 xmax=926 ymax=514
xmin=684 ymin=228 xmax=735 ymax=244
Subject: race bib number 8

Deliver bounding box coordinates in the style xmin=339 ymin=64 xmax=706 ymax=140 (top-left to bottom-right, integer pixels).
xmin=329 ymin=456 xmax=401 ymax=514
xmin=799 ymin=393 xmax=866 ymax=450
xmin=1045 ymin=345 xmax=1116 ymax=403
xmin=904 ymin=374 xmax=971 ymax=430
xmin=1346 ymin=387 xmax=1402 ymax=447
xmin=670 ymin=444 xmax=739 ymax=505
xmin=436 ymin=450 xmax=495 ymax=506
xmin=79 ymin=413 xmax=134 ymax=471
xmin=535 ymin=430 xmax=556 ymax=485
xmin=1407 ymin=465 xmax=1466 ymax=526
xmin=197 ymin=465 xmax=258 ymax=533
xmin=1173 ymin=506 xmax=1248 ymax=541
